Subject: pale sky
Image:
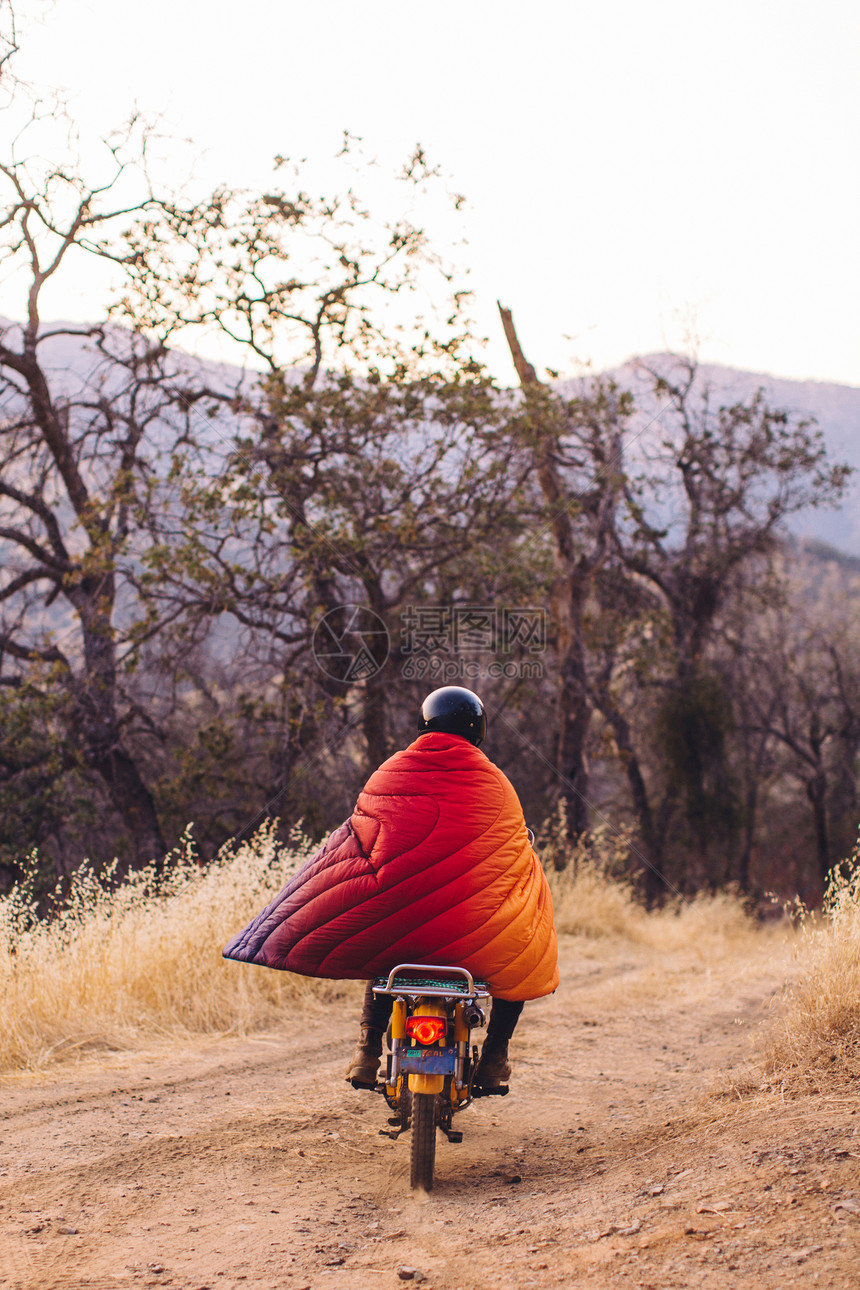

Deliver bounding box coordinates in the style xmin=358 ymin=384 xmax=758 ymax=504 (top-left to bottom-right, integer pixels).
xmin=6 ymin=0 xmax=860 ymax=387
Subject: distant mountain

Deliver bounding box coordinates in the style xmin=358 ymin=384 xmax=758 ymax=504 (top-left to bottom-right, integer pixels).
xmin=598 ymin=355 xmax=860 ymax=554
xmin=5 ymin=322 xmax=858 ymax=553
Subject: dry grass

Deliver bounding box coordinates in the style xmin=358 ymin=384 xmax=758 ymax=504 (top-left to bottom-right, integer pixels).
xmin=0 ymin=817 xmax=807 ymax=1080
xmin=548 ymin=824 xmax=757 ymax=955
xmin=549 ymin=826 xmax=860 ymax=1095
xmin=765 ymin=845 xmax=860 ymax=1091
xmin=545 ymin=827 xmax=782 ymax=1026
xmin=0 ymin=823 xmax=355 ymax=1075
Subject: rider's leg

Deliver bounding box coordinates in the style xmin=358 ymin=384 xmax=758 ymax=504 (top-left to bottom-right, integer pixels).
xmin=474 ymin=998 xmax=524 ymax=1088
xmin=346 ymin=981 xmax=393 ymax=1087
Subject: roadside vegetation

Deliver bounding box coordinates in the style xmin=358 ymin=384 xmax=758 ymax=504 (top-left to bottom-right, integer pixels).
xmin=765 ymin=837 xmax=860 ymax=1090
xmin=0 ymin=822 xmax=746 ymax=1074
xmin=0 ymin=824 xmax=356 ymax=1074
xmin=550 ymin=825 xmax=859 ymax=1098
xmin=2 ymin=823 xmax=854 ymax=1087
xmin=549 ymin=825 xmax=755 ymax=953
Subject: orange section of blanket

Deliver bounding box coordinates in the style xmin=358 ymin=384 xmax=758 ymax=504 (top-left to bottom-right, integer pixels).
xmin=223 ymin=732 xmax=558 ymax=1000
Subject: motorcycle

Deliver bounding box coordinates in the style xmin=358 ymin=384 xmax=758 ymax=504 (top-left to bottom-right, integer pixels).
xmin=371 ymin=962 xmax=504 ymax=1190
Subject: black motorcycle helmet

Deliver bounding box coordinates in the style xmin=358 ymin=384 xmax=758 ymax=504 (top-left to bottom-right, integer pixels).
xmin=417 ymin=686 xmax=487 ymax=747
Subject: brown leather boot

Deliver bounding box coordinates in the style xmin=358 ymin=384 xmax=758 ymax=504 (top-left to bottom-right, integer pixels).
xmin=473 ymin=1040 xmax=512 ymax=1089
xmin=345 ymin=1026 xmax=384 ymax=1088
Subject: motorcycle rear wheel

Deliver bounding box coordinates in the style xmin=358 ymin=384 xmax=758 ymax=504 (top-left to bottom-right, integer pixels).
xmin=399 ymin=1077 xmax=412 ymax=1129
xmin=410 ymin=1091 xmax=437 ymax=1191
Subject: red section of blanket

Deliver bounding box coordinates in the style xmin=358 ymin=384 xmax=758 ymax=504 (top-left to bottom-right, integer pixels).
xmin=223 ymin=732 xmax=558 ymax=1000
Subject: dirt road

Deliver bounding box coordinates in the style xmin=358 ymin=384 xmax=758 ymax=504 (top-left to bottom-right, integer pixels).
xmin=2 ymin=933 xmax=858 ymax=1290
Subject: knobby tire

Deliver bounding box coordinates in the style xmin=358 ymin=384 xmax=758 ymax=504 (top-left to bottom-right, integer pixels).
xmin=410 ymin=1091 xmax=437 ymax=1191
xmin=399 ymin=1078 xmax=412 ymax=1129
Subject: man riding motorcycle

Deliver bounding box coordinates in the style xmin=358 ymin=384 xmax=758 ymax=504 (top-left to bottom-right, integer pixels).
xmin=224 ymin=686 xmax=559 ymax=1092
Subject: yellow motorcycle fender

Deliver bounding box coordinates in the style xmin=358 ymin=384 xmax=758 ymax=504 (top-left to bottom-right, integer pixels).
xmin=409 ymin=1072 xmax=445 ymax=1095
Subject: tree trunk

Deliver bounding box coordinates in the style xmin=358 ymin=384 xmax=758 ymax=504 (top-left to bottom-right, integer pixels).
xmin=737 ymin=780 xmax=758 ymax=894
xmin=593 ymin=687 xmax=671 ymax=904
xmin=553 ymin=576 xmax=591 ymax=836
xmin=806 ymin=771 xmax=831 ymax=886
xmin=363 ymin=668 xmax=389 ymax=769
xmin=75 ymin=580 xmax=166 ymax=872
xmin=90 ymin=745 xmax=166 ymax=871
xmin=828 ymin=727 xmax=860 ymax=863
xmin=498 ymin=303 xmax=594 ymax=840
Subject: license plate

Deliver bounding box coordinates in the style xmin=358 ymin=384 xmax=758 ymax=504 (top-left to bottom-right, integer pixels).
xmin=399 ymin=1046 xmax=456 ymax=1075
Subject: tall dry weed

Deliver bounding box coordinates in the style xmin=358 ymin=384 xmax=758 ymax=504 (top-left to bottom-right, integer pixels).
xmin=547 ymin=823 xmax=755 ymax=953
xmin=765 ymin=843 xmax=860 ymax=1089
xmin=0 ymin=823 xmax=353 ymax=1074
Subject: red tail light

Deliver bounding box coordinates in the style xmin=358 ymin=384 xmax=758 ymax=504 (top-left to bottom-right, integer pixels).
xmin=406 ymin=1016 xmax=447 ymax=1045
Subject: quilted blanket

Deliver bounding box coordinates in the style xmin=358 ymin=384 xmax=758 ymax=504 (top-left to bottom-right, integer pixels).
xmin=223 ymin=731 xmax=558 ymax=1000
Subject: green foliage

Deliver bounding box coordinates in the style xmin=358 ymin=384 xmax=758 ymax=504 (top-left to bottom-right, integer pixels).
xmin=0 ymin=679 xmax=76 ymax=887
xmin=654 ymin=670 xmax=740 ymax=848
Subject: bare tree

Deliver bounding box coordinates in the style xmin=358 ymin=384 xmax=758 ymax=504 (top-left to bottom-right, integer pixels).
xmin=737 ymin=555 xmax=860 ymax=884
xmin=498 ymin=305 xmax=628 ymax=840
xmin=112 ymin=149 xmax=528 ymax=769
xmin=609 ymin=357 xmax=851 ymax=887
xmin=0 ymin=117 xmax=195 ymax=872
xmin=0 ymin=0 xmax=18 ymax=87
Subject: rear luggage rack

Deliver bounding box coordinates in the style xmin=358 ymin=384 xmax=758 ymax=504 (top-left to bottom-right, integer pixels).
xmin=373 ymin=963 xmax=491 ymax=998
